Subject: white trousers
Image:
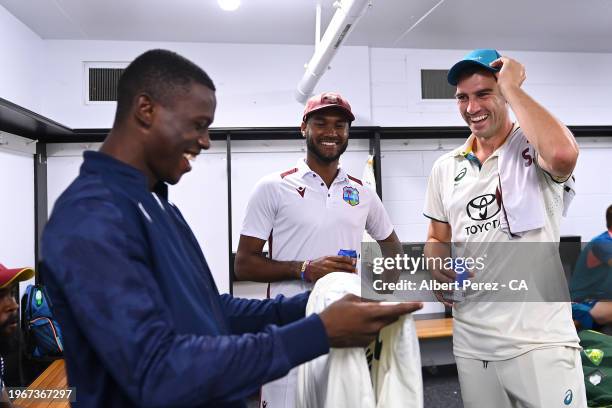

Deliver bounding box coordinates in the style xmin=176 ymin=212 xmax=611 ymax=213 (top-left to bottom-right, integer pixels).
xmin=456 ymin=346 xmax=587 ymax=408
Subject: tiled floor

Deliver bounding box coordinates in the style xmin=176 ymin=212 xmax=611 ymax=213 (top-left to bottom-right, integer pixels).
xmin=423 ymin=364 xmax=463 ymax=408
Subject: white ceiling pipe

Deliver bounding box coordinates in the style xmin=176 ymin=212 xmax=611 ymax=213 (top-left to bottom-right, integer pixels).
xmin=295 ymin=0 xmax=371 ymax=103
xmin=315 ymin=1 xmax=322 ymax=50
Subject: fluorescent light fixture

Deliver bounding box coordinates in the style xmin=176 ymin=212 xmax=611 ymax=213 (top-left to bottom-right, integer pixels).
xmin=218 ymin=0 xmax=240 ymax=11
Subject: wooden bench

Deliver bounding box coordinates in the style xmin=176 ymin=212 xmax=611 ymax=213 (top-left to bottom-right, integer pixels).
xmin=13 ymin=359 xmax=70 ymax=408
xmin=415 ymin=317 xmax=453 ymax=339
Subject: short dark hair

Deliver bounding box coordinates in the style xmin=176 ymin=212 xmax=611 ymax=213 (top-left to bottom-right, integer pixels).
xmin=606 ymin=204 xmax=612 ymax=229
xmin=455 ymin=65 xmax=496 ymax=87
xmin=114 ymin=49 xmax=216 ymax=125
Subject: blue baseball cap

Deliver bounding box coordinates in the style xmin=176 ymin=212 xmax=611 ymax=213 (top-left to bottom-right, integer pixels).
xmin=447 ymin=49 xmax=501 ymax=86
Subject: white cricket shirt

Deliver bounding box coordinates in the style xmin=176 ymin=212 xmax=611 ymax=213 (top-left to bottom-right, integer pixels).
xmin=423 ymin=127 xmax=580 ymax=360
xmin=241 ymin=158 xmax=394 ymax=297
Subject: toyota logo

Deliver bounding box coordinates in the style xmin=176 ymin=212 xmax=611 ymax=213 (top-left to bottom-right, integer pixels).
xmin=466 ymin=194 xmax=500 ymax=221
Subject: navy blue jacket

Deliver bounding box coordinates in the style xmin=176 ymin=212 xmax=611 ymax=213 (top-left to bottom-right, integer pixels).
xmin=41 ymin=151 xmax=329 ymax=407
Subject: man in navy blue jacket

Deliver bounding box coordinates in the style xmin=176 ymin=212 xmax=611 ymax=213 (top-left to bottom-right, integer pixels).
xmin=40 ymin=49 xmax=421 ymax=407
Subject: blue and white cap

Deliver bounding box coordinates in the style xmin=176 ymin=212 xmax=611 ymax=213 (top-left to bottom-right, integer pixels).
xmin=447 ymin=49 xmax=502 ymax=86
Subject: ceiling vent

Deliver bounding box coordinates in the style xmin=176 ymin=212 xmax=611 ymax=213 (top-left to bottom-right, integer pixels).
xmin=421 ymin=69 xmax=456 ymax=99
xmin=84 ymin=62 xmax=128 ymax=104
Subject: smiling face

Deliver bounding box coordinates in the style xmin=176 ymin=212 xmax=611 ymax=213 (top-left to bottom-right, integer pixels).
xmin=455 ymin=71 xmax=510 ymax=140
xmin=301 ymin=108 xmax=350 ymax=164
xmin=142 ymin=82 xmax=216 ymax=185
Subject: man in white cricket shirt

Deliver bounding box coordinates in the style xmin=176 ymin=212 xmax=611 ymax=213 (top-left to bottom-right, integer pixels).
xmin=235 ymin=92 xmax=414 ymax=407
xmin=424 ymin=49 xmax=586 ymax=407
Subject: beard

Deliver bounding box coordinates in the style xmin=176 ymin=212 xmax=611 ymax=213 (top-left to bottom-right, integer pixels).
xmin=306 ymin=133 xmax=348 ymax=163
xmin=0 ymin=314 xmax=20 ymax=356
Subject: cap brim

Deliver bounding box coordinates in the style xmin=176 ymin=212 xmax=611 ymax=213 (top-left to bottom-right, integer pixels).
xmin=0 ymin=267 xmax=34 ymax=289
xmin=303 ymin=105 xmax=355 ymax=122
xmin=447 ymin=60 xmax=499 ymax=86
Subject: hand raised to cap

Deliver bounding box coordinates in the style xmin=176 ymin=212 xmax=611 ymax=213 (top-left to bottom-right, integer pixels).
xmin=318 ymin=294 xmax=423 ymax=348
xmin=490 ymin=56 xmax=526 ymax=95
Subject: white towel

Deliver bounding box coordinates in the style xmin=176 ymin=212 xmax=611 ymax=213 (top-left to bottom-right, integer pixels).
xmin=497 ymin=127 xmax=546 ymax=237
xmin=497 ymin=127 xmax=577 ymax=238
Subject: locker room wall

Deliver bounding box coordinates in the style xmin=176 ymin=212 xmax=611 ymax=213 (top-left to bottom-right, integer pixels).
xmin=40 ymin=40 xmax=371 ymax=130
xmin=0 ymin=5 xmax=43 ymax=113
xmin=380 ymin=137 xmax=612 ymax=245
xmin=45 ymin=142 xmax=231 ymax=293
xmin=0 ymin=133 xmax=36 ymax=299
xmin=370 ymin=48 xmax=612 ymax=127
xmin=36 ymin=41 xmax=612 ymax=129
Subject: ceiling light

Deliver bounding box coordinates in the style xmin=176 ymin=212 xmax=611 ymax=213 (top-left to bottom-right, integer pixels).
xmin=218 ymin=0 xmax=240 ymax=11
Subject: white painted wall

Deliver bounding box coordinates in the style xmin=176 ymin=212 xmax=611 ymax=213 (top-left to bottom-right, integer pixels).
xmin=37 ymin=40 xmax=612 ymax=129
xmin=380 ymin=139 xmax=455 ymax=243
xmin=46 ymin=143 xmax=96 ymax=217
xmin=562 ymin=138 xmax=612 ymax=240
xmin=371 ymin=48 xmax=612 ymax=127
xmin=381 ymin=137 xmax=612 ymax=243
xmin=0 ymin=5 xmax=43 ymax=112
xmin=0 ymin=132 xmax=36 ymax=299
xmin=45 ymin=142 xmax=231 ymax=293
xmin=41 ymin=40 xmax=371 ymax=129
xmin=171 ymin=144 xmax=229 ymax=293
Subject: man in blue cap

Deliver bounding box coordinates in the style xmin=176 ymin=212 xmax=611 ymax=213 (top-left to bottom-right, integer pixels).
xmin=424 ymin=49 xmax=585 ymax=406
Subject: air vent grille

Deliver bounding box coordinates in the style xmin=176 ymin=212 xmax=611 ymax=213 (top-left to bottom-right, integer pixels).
xmin=421 ymin=69 xmax=456 ymax=99
xmin=88 ymin=68 xmax=125 ymax=102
